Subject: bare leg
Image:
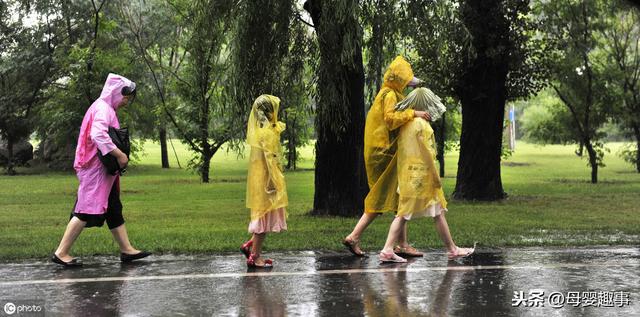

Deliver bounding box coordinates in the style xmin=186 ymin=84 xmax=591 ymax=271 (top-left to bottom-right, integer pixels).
xmin=346 ymin=212 xmax=379 ymax=242
xmin=110 ymin=224 xmax=141 ymax=254
xmin=397 ymin=221 xmax=410 ymax=247
xmin=54 ymin=217 xmax=86 ymax=262
xmin=251 ymin=233 xmax=268 ymax=265
xmin=433 ymin=213 xmax=456 ymax=253
xmin=382 ymin=216 xmax=406 ymax=253
xmin=344 ymin=212 xmax=379 ymax=255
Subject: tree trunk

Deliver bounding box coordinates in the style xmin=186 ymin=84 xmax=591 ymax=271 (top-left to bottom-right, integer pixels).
xmin=159 ymin=126 xmax=170 ymax=169
xmin=5 ymin=139 xmax=15 ymax=175
xmin=285 ymin=114 xmax=298 ymax=170
xmin=286 ymin=131 xmax=297 ymax=171
xmin=201 ymin=154 xmax=211 ymax=183
xmin=576 ymin=141 xmax=584 ymax=157
xmin=633 ymin=123 xmax=640 ymax=173
xmin=436 ymin=112 xmax=446 ymax=177
xmin=305 ymin=0 xmax=368 ymax=216
xmin=584 ymin=139 xmax=598 ymax=183
xmin=453 ymin=0 xmax=509 ymax=201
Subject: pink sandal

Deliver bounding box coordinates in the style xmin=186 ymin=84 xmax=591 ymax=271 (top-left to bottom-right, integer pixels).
xmin=447 ymin=243 xmax=476 ymax=260
xmin=379 ymin=251 xmax=407 ymax=263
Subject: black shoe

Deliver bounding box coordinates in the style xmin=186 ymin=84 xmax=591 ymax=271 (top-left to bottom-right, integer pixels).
xmin=51 ymin=254 xmax=83 ymax=267
xmin=120 ymin=251 xmax=152 ymax=263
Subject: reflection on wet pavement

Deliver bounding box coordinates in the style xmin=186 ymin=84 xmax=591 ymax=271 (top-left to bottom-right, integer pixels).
xmin=0 ymin=247 xmax=638 ymax=316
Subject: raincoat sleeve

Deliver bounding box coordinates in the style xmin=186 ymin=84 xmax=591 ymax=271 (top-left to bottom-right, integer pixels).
xmin=383 ymin=93 xmax=415 ymax=131
xmin=259 ymin=127 xmax=285 ymax=193
xmin=90 ymin=105 xmax=117 ymax=156
xmin=263 ymin=149 xmax=280 ymax=193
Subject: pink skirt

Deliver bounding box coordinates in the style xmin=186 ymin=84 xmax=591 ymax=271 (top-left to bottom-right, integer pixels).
xmin=402 ymin=202 xmax=447 ymax=220
xmin=248 ymin=207 xmax=287 ymax=234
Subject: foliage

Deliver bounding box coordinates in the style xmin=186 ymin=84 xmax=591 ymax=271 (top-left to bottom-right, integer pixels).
xmin=229 ymin=0 xmax=312 ymax=170
xmin=599 ymin=1 xmax=640 ymax=171
xmin=618 ymin=142 xmax=639 ymax=167
xmin=520 ymin=88 xmax=576 ymax=144
xmin=535 ymin=0 xmax=614 ymax=182
xmin=0 ymin=1 xmax=55 ymax=173
xmin=360 ymin=0 xmax=404 ymax=104
xmin=172 ymin=0 xmax=236 ymax=182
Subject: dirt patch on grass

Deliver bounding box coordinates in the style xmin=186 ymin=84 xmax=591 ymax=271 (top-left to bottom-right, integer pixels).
xmin=501 ymin=161 xmax=532 ymax=167
xmin=145 ymin=178 xmax=245 ymax=185
xmin=505 ymin=195 xmax=540 ymax=202
xmin=213 ymin=178 xmax=245 ymax=183
xmin=547 ymin=178 xmax=633 ymax=185
xmin=122 ymin=189 xmax=145 ymax=194
xmin=614 ymin=170 xmax=640 ymax=174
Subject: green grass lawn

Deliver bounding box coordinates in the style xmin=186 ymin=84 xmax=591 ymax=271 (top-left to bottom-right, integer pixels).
xmin=1 ymin=141 xmax=639 ymax=260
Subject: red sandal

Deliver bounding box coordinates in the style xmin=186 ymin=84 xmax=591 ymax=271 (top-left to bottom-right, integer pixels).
xmin=240 ymin=240 xmax=253 ymax=258
xmin=247 ymin=253 xmax=273 ymax=268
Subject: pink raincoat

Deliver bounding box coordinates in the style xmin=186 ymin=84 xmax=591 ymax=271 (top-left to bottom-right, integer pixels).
xmin=73 ymin=73 xmax=135 ymax=214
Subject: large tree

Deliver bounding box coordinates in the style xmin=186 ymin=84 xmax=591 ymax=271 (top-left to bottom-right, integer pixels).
xmin=538 ymin=0 xmax=611 ymax=183
xmin=173 ymin=0 xmax=235 ymax=182
xmin=603 ymin=2 xmax=640 ymax=172
xmin=0 ymin=1 xmax=62 ymax=174
xmin=453 ymin=0 xmax=549 ymax=200
xmin=33 ymin=0 xmax=152 ymax=169
xmin=304 ymin=0 xmax=368 ymax=216
xmin=118 ymin=0 xmax=192 ymax=169
xmin=0 ymin=10 xmax=54 ymax=174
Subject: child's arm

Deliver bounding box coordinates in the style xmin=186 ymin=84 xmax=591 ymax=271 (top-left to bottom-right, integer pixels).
xmin=383 ymin=93 xmax=415 ymax=131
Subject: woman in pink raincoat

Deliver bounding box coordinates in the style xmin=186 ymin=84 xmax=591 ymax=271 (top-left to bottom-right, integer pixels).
xmin=52 ymin=73 xmax=150 ymax=267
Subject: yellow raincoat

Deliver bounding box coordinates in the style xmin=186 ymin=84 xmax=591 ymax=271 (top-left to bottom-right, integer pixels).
xmin=364 ymin=56 xmax=416 ymax=213
xmin=396 ymin=117 xmax=447 ymax=219
xmin=246 ymin=95 xmax=288 ymax=220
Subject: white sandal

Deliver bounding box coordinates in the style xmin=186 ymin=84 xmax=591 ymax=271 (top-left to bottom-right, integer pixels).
xmin=447 ymin=243 xmax=476 ymax=260
xmin=379 ymin=251 xmax=407 ymax=263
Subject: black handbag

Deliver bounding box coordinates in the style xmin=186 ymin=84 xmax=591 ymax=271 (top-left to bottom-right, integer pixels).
xmin=97 ymin=127 xmax=131 ymax=175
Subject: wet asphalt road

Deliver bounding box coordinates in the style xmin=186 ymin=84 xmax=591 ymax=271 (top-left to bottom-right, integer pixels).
xmin=0 ymin=247 xmax=638 ymax=316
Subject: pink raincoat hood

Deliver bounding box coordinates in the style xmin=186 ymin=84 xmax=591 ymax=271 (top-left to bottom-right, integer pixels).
xmin=74 ymin=73 xmax=135 ymax=169
xmin=99 ymin=73 xmax=136 ymax=110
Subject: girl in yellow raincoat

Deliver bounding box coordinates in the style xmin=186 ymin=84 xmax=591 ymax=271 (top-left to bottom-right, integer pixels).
xmin=378 ymin=87 xmax=475 ymax=263
xmin=240 ymin=95 xmax=288 ymax=268
xmin=343 ymin=56 xmax=429 ymax=257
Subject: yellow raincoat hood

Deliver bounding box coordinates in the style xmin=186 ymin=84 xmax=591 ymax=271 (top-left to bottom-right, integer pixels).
xmin=383 ymin=56 xmax=414 ymax=93
xmin=247 ymin=94 xmax=285 ymax=149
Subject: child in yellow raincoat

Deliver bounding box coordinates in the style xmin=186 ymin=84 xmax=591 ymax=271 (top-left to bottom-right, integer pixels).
xmin=240 ymin=95 xmax=288 ymax=268
xmin=378 ymin=87 xmax=475 ymax=263
xmin=343 ymin=56 xmax=429 ymax=257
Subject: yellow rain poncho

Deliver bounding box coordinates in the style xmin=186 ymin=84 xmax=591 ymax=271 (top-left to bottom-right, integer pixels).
xmin=396 ymin=118 xmax=447 ymax=218
xmin=364 ymin=56 xmax=416 ymax=214
xmin=395 ymin=88 xmax=447 ymax=219
xmin=246 ymin=95 xmax=288 ymax=220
